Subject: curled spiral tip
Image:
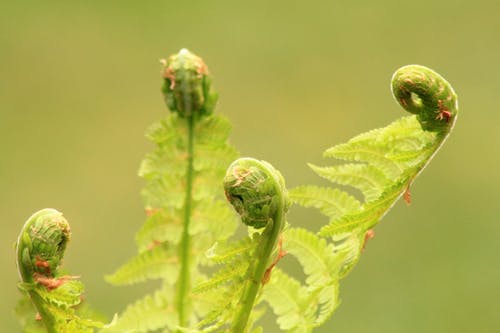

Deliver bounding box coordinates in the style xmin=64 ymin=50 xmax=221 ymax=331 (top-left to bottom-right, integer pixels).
xmin=16 ymin=209 xmax=71 ymax=282
xmin=391 ymin=65 xmax=458 ymax=132
xmin=223 ymin=158 xmax=289 ymax=229
xmin=161 ymin=48 xmax=218 ymax=117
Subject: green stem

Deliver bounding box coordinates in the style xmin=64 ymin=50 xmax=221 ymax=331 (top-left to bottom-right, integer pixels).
xmin=176 ymin=115 xmax=195 ymax=327
xmin=230 ymin=175 xmax=286 ymax=333
xmin=162 ymin=48 xmax=216 ymax=330
xmin=29 ymin=293 xmax=58 ymax=333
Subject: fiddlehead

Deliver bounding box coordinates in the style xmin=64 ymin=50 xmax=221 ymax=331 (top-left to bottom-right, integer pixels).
xmin=194 ymin=158 xmax=289 ymax=332
xmin=17 ymin=209 xmax=70 ymax=284
xmin=16 ymin=209 xmax=103 ymax=333
xmin=224 ymin=158 xmax=289 ymax=229
xmin=226 ymin=158 xmax=289 ymax=332
xmin=391 ymin=65 xmax=458 ymax=132
xmin=161 ymin=48 xmax=218 ymax=117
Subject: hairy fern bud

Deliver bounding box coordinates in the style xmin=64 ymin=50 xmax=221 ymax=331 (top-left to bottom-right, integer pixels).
xmin=391 ymin=65 xmax=458 ymax=132
xmin=223 ymin=158 xmax=289 ymax=229
xmin=15 ymin=209 xmax=105 ymax=332
xmin=161 ymin=48 xmax=218 ymax=117
xmin=16 ymin=209 xmax=70 ymax=282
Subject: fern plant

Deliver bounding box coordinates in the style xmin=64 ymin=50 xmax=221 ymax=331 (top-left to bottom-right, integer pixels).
xmin=104 ymin=48 xmax=240 ymax=332
xmin=15 ymin=49 xmax=458 ymax=333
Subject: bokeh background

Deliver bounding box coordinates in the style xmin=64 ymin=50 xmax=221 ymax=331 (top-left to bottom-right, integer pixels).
xmin=1 ymin=1 xmax=499 ymax=332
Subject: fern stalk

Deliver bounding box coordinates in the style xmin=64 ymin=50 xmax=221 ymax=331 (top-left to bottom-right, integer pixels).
xmin=176 ymin=114 xmax=194 ymax=327
xmin=231 ymin=202 xmax=284 ymax=333
xmin=164 ymin=49 xmax=211 ymax=328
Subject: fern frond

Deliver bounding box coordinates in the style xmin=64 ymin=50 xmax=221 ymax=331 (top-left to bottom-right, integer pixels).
xmin=193 ymin=235 xmax=259 ymax=331
xmin=309 ymin=163 xmax=389 ymax=202
xmin=282 ymin=228 xmax=340 ymax=326
xmin=105 ymin=243 xmax=178 ymax=285
xmin=290 ymin=185 xmax=361 ymax=219
xmin=203 ymin=237 xmax=255 ymax=264
xmin=104 ymin=289 xmax=176 ymax=333
xmin=288 ymin=65 xmax=458 ymax=330
xmin=262 ymin=228 xmax=341 ymax=331
xmin=195 ymin=282 xmax=246 ymax=332
xmin=330 ymin=230 xmax=364 ymax=278
xmin=193 ymin=259 xmax=250 ymax=293
xmin=324 ymin=141 xmax=403 ymax=179
xmin=284 ymin=228 xmax=338 ymax=288
xmin=307 ymin=100 xmax=455 ymax=238
xmin=106 ymin=49 xmax=240 ymax=332
xmin=262 ymin=269 xmax=312 ymax=332
xmin=318 ymin=178 xmax=407 ymax=236
xmin=135 ymin=209 xmax=182 ymax=253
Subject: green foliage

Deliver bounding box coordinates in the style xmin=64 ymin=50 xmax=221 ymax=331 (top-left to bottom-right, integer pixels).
xmin=15 ymin=50 xmax=457 ymax=333
xmin=264 ymin=228 xmax=342 ymax=331
xmin=102 ymin=289 xmax=173 ymax=333
xmin=193 ymin=64 xmax=457 ymax=333
xmin=277 ymin=64 xmax=458 ymax=330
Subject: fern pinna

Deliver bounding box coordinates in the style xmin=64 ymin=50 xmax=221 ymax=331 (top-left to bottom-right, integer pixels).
xmin=103 ymin=49 xmax=239 ymax=332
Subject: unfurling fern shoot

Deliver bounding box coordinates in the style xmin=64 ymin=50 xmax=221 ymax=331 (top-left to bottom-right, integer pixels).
xmin=104 ymin=49 xmax=239 ymax=333
xmin=284 ymin=64 xmax=458 ymax=331
xmin=224 ymin=158 xmax=289 ymax=332
xmin=16 ymin=209 xmax=103 ymax=333
xmin=392 ymin=65 xmax=457 ymax=131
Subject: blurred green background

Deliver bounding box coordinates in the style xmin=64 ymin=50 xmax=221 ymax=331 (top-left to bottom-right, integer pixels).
xmin=1 ymin=0 xmax=499 ymax=332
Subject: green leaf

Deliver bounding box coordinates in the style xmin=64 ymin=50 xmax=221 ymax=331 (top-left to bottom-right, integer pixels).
xmin=289 ymin=186 xmax=361 ymax=220
xmin=262 ymin=269 xmax=311 ymax=332
xmin=105 ymin=243 xmax=178 ymax=285
xmin=102 ymin=290 xmax=176 ymax=333
xmin=34 ymin=279 xmax=84 ymax=309
xmin=309 ymin=163 xmax=389 ymax=202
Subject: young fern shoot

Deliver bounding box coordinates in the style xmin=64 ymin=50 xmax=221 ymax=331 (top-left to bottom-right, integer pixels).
xmin=193 ymin=158 xmax=290 ymax=332
xmin=300 ymin=64 xmax=457 ymax=238
xmin=104 ymin=49 xmax=239 ymax=332
xmin=16 ymin=209 xmax=104 ymax=333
